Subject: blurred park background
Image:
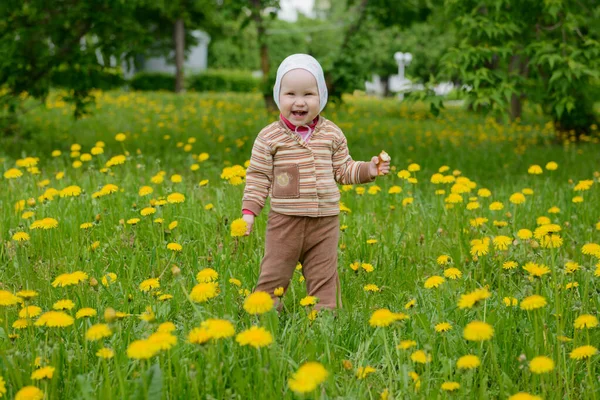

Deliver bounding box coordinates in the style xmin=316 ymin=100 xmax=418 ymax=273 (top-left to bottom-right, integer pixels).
xmin=1 ymin=0 xmax=599 ymax=139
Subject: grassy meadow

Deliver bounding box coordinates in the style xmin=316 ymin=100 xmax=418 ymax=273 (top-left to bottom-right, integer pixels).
xmin=1 ymin=90 xmax=599 ymax=399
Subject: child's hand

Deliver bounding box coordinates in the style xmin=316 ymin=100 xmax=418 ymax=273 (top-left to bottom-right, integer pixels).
xmin=369 ymin=156 xmax=391 ymax=176
xmin=242 ymin=214 xmax=255 ymax=235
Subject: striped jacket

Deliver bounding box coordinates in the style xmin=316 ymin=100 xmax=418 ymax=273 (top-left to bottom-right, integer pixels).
xmin=242 ymin=116 xmax=376 ymax=217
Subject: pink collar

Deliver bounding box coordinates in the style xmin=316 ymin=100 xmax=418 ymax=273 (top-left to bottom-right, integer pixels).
xmin=280 ymin=114 xmax=319 ymax=133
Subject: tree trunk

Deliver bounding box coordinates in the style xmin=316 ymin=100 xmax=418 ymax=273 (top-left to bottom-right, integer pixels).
xmin=251 ymin=0 xmax=276 ymax=112
xmin=509 ymin=55 xmax=523 ymax=120
xmin=510 ymin=94 xmax=522 ymax=120
xmin=260 ymin=37 xmax=276 ymax=112
xmin=326 ymin=0 xmax=369 ymax=101
xmin=174 ymin=18 xmax=185 ymax=93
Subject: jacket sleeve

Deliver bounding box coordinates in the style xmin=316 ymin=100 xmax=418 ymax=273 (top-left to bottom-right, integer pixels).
xmin=242 ymin=135 xmax=273 ymax=215
xmin=332 ymin=134 xmax=377 ymax=185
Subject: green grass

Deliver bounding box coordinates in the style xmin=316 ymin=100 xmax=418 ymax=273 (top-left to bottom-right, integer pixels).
xmin=0 ymin=90 xmax=599 ymax=399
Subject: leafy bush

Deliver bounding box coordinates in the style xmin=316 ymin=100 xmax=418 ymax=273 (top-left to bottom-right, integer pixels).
xmin=188 ymin=69 xmax=260 ymax=93
xmin=51 ymin=66 xmax=125 ymax=91
xmin=130 ymin=72 xmax=176 ymax=91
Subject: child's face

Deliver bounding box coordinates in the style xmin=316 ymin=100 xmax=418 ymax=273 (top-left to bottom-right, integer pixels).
xmin=279 ymin=69 xmax=320 ymax=126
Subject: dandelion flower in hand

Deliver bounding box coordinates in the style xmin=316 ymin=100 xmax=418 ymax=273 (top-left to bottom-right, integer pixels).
xmin=231 ymin=218 xmax=247 ymax=237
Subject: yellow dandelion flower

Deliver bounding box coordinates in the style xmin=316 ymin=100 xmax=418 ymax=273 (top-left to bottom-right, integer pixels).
xmin=489 ymin=201 xmax=504 ymax=210
xmin=0 ymin=290 xmax=20 ymax=306
xmin=493 ymin=235 xmax=512 ymax=250
xmin=140 ymin=207 xmax=156 ymax=216
xmin=441 ymin=382 xmax=460 ymax=391
xmin=231 ymin=218 xmax=247 ymax=237
xmin=570 ymin=345 xmax=598 ymax=360
xmin=356 ymin=365 xmax=376 ymax=379
xmin=19 ymin=306 xmax=42 ymax=319
xmin=457 ymin=354 xmax=480 ymax=369
xmin=458 ymin=288 xmax=491 ymax=309
xmin=288 ymin=362 xmax=329 ymax=393
xmin=16 ymin=290 xmax=38 ymax=299
xmin=12 ymin=232 xmax=30 ymax=242
xmin=574 ymin=314 xmax=598 ymax=329
xmin=188 ymin=327 xmax=212 ymax=344
xmin=86 ymin=324 xmax=112 ymax=341
xmin=300 ymin=296 xmax=318 ymax=307
xmin=30 ymin=217 xmax=59 ymax=230
xmin=243 ymin=291 xmax=274 ymax=314
xmin=424 ymin=276 xmax=445 ymax=289
xmin=508 ymin=392 xmax=542 ymax=400
xmin=75 ymin=308 xmax=97 ymax=319
xmin=463 ymin=321 xmax=494 ymax=341
xmin=101 ymin=273 xmax=117 ymax=286
xmin=361 ymin=263 xmax=374 ymax=272
xmin=437 ymin=255 xmax=451 ymax=265
xmin=410 ymin=350 xmax=431 ymax=364
xmin=517 ymin=229 xmax=532 ymax=240
xmin=435 ymin=322 xmax=452 ymax=332
xmin=166 ymin=192 xmax=185 ymax=203
xmin=522 ymin=263 xmax=550 ymax=278
xmin=520 ymin=295 xmax=547 ymax=310
xmin=51 ymin=271 xmax=88 ymax=288
xmin=529 ymin=356 xmax=554 ymax=374
xmin=147 ymin=332 xmax=177 ymax=350
xmin=196 ymin=268 xmax=218 ymax=283
xmin=14 ymin=386 xmax=44 ymax=400
xmin=150 ymin=323 xmax=174 ymax=335
xmin=34 ymin=311 xmax=74 ymax=328
xmin=236 ymin=326 xmax=273 ymax=348
xmin=444 ymin=268 xmax=462 ymax=280
xmin=127 ymin=339 xmax=160 ymax=359
xmin=363 ymin=284 xmax=380 ymax=292
xmin=190 ymin=282 xmax=219 ymax=303
xmin=139 ymin=186 xmax=153 ymax=196
xmin=397 ymin=340 xmax=417 ymax=350
xmin=509 ymin=192 xmax=526 ymax=204
xmin=167 ymin=242 xmax=182 ymax=252
xmin=503 ymin=261 xmax=518 ymax=270
xmin=96 ymin=348 xmax=115 ymax=359
xmin=503 ymin=297 xmax=518 ymax=307
xmin=369 ymin=309 xmax=409 ymax=327
xmin=139 ymin=278 xmax=160 ymax=292
xmin=13 ymin=319 xmax=30 ymax=329
xmin=53 ymin=299 xmax=74 ymax=310
xmin=201 ymin=319 xmax=235 ymax=339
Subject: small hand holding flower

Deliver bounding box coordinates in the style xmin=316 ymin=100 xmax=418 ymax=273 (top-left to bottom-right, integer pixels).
xmin=242 ymin=214 xmax=255 ymax=235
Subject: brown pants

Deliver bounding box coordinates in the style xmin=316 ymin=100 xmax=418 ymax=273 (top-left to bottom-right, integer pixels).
xmin=254 ymin=210 xmax=341 ymax=310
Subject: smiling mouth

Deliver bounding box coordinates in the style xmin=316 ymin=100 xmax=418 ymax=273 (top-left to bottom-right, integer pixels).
xmin=292 ymin=111 xmax=308 ymax=117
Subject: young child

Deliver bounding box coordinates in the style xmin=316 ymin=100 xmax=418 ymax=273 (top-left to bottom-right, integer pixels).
xmin=241 ymin=54 xmax=390 ymax=310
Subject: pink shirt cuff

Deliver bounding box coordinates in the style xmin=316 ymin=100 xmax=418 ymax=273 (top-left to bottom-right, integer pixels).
xmin=242 ymin=209 xmax=255 ymax=216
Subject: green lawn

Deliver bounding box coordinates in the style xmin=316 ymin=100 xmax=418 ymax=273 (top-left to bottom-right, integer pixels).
xmin=0 ymin=90 xmax=599 ymax=399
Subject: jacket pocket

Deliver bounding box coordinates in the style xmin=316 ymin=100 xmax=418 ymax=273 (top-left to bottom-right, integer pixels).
xmin=272 ymin=164 xmax=300 ymax=198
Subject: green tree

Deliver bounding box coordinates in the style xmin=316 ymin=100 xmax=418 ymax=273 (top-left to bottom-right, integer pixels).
xmin=135 ymin=0 xmax=223 ymax=93
xmin=0 ymin=0 xmax=152 ymax=132
xmin=316 ymin=0 xmax=434 ymax=101
xmin=439 ymin=0 xmax=599 ymax=134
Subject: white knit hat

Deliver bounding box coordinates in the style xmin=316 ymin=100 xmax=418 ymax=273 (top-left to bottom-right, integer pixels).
xmin=273 ymin=54 xmax=328 ymax=113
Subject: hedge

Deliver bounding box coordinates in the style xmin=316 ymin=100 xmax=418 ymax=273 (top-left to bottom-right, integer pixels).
xmin=187 ymin=69 xmax=260 ymax=93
